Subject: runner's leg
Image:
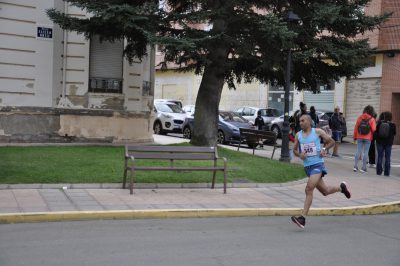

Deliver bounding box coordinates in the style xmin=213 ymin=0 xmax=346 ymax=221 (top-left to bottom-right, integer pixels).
xmin=316 ymin=178 xmax=340 ymax=196
xmin=302 ymin=173 xmax=321 ymax=216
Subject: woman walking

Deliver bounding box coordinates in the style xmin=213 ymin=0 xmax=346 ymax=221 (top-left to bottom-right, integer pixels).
xmin=353 ymin=105 xmax=376 ymax=173
xmin=375 ymin=112 xmax=396 ymax=176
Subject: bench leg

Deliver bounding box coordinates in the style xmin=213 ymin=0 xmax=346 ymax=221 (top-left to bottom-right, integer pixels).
xmin=271 ymin=146 xmax=276 ymax=159
xmin=237 ymin=139 xmax=241 ymax=151
xmin=129 ymin=168 xmax=135 ymax=195
xmin=212 ymin=159 xmax=217 ymax=189
xmin=122 ymin=159 xmax=128 ymax=189
xmin=223 ymin=162 xmax=227 ymax=194
xmin=123 ymin=168 xmax=127 ymax=189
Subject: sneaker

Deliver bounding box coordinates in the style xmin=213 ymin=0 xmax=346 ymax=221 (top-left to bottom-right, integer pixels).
xmin=340 ymin=182 xmax=351 ymax=199
xmin=359 ymin=169 xmax=367 ymax=173
xmin=369 ymin=164 xmax=376 ymax=168
xmin=353 ymin=167 xmax=358 ymax=172
xmin=291 ymin=216 xmax=306 ymax=228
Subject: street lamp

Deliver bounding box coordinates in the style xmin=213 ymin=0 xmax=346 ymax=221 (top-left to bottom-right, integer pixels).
xmin=280 ymin=11 xmax=300 ymax=162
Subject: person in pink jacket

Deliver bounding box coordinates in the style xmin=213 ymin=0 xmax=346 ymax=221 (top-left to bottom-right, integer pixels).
xmin=353 ymin=105 xmax=376 ymax=173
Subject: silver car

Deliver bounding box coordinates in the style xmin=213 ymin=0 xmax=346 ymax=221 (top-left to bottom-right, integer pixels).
xmin=234 ymin=106 xmax=282 ymax=126
xmin=153 ymin=102 xmax=187 ymax=135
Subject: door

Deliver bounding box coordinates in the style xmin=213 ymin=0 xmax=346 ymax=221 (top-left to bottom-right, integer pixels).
xmin=392 ymin=93 xmax=400 ymax=144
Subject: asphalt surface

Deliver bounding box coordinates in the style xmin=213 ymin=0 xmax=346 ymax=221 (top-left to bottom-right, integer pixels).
xmin=0 ymin=215 xmax=399 ymax=266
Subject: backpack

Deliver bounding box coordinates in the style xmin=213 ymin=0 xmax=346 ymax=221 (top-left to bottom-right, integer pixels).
xmin=358 ymin=118 xmax=371 ymax=135
xmin=378 ymin=121 xmax=390 ymax=139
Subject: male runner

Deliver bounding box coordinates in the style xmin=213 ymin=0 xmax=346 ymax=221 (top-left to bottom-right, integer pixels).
xmin=291 ymin=114 xmax=351 ymax=228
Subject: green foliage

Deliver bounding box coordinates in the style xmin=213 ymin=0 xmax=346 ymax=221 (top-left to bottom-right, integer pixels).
xmin=47 ymin=0 xmax=387 ymax=90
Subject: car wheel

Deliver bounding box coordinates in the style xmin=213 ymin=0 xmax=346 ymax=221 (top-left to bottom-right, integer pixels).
xmin=217 ymin=130 xmax=225 ymax=144
xmin=183 ymin=126 xmax=192 ymax=139
xmin=153 ymin=121 xmax=163 ymax=135
xmin=271 ymin=125 xmax=281 ymax=138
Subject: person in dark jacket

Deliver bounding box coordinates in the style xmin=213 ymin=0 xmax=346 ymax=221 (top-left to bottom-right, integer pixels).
xmin=329 ymin=106 xmax=345 ymax=157
xmin=254 ymin=110 xmax=265 ymax=130
xmin=293 ymin=102 xmax=308 ymax=133
xmin=375 ymin=111 xmax=396 ymax=176
xmin=309 ymin=106 xmax=319 ymax=128
xmin=368 ymin=113 xmax=377 ymax=167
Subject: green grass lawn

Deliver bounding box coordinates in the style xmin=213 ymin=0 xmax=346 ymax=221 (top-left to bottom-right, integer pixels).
xmin=0 ymin=145 xmax=305 ymax=184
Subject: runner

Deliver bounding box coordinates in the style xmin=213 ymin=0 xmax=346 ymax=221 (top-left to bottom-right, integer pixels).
xmin=291 ymin=114 xmax=351 ymax=228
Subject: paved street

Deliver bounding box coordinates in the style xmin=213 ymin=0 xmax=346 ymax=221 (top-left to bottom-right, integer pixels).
xmin=0 ymin=215 xmax=399 ymax=266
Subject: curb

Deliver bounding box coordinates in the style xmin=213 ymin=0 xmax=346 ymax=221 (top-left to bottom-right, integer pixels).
xmin=0 ymin=179 xmax=308 ymax=190
xmin=0 ymin=201 xmax=399 ymax=224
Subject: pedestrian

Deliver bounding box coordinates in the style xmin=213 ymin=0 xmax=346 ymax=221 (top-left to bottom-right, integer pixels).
xmin=368 ymin=113 xmax=378 ymax=167
xmin=375 ymin=111 xmax=396 ymax=176
xmin=254 ymin=110 xmax=265 ymax=131
xmin=353 ymin=105 xmax=377 ymax=173
xmin=309 ymin=106 xmax=319 ymax=128
xmin=329 ymin=106 xmax=346 ymax=157
xmin=291 ymin=114 xmax=351 ymax=229
xmin=292 ymin=102 xmax=308 ymax=133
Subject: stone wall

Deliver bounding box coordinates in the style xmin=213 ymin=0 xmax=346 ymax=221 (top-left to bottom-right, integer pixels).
xmin=0 ymin=107 xmax=153 ymax=143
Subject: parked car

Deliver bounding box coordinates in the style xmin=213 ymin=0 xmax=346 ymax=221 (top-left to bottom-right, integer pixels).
xmin=269 ymin=110 xmax=342 ymax=139
xmin=153 ymin=101 xmax=187 ymax=135
xmin=234 ymin=106 xmax=282 ymax=126
xmin=269 ymin=111 xmax=294 ymax=138
xmin=182 ymin=111 xmax=252 ymax=144
xmin=154 ymin=99 xmax=183 ymax=108
xmin=182 ymin=105 xmax=195 ymax=116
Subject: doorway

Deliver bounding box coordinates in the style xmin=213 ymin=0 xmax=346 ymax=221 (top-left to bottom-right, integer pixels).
xmin=392 ymin=93 xmax=400 ymax=145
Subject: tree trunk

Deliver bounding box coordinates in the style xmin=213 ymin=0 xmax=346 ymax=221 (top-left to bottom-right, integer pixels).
xmin=190 ymin=18 xmax=229 ymax=146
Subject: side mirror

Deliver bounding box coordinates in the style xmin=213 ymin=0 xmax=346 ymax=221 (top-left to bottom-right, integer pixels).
xmin=249 ymin=121 xmax=254 ymax=126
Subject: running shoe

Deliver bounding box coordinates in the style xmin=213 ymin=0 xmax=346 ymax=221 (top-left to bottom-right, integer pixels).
xmin=291 ymin=216 xmax=306 ymax=228
xmin=340 ymin=182 xmax=351 ymax=199
xmin=353 ymin=167 xmax=358 ymax=172
xmin=359 ymin=169 xmax=367 ymax=173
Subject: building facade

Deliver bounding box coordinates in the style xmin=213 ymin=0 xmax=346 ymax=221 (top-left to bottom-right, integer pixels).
xmin=0 ymin=0 xmax=155 ymax=143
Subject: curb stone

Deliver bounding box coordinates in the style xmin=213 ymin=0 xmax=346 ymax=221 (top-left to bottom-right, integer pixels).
xmin=0 ymin=201 xmax=399 ymax=224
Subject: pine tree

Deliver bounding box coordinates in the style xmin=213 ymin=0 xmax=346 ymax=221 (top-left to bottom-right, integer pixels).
xmin=48 ymin=0 xmax=386 ymax=146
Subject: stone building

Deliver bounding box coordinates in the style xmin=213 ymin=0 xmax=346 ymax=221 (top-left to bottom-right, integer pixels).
xmin=0 ymin=0 xmax=155 ymax=143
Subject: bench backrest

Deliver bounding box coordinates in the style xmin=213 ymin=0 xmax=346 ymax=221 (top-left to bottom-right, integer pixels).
xmin=239 ymin=128 xmax=277 ymax=141
xmin=125 ymin=145 xmax=218 ymax=160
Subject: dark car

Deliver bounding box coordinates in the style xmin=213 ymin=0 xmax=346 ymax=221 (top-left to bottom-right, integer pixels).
xmin=182 ymin=111 xmax=252 ymax=144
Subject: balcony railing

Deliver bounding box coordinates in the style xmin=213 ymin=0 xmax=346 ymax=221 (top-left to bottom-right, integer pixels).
xmin=89 ymin=78 xmax=123 ymax=93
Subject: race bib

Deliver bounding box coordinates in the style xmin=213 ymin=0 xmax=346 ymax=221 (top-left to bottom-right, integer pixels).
xmin=300 ymin=142 xmax=317 ymax=157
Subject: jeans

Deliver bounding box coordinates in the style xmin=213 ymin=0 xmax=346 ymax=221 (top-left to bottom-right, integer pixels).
xmin=354 ymin=139 xmax=371 ymax=171
xmin=368 ymin=139 xmax=376 ymax=164
xmin=377 ymin=144 xmax=392 ymax=176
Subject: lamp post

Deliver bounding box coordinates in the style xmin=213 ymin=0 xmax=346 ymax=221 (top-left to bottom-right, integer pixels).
xmin=280 ymin=11 xmax=300 ymax=163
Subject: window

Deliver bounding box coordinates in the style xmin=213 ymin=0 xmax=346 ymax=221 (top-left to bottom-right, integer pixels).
xmin=89 ymin=35 xmax=124 ymax=93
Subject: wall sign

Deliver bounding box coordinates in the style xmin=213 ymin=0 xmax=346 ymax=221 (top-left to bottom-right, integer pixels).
xmin=37 ymin=26 xmax=53 ymax=39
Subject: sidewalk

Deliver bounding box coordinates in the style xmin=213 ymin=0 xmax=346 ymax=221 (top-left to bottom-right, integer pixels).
xmin=1 ymin=135 xmax=399 ymax=223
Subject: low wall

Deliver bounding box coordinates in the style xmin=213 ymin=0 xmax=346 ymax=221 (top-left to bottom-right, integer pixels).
xmin=0 ymin=107 xmax=153 ymax=143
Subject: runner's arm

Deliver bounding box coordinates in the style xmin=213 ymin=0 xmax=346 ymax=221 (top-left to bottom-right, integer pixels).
xmin=293 ymin=133 xmax=306 ymax=160
xmin=315 ymin=128 xmax=335 ymax=150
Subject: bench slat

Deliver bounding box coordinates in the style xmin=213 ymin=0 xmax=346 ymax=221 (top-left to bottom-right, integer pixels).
xmin=128 ymin=152 xmax=216 ymax=160
xmin=126 ymin=145 xmax=216 ymax=153
xmin=133 ymin=166 xmax=225 ymax=171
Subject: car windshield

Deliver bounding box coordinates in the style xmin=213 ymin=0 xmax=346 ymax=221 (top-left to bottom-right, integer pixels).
xmin=219 ymin=112 xmax=247 ymax=123
xmin=259 ymin=109 xmax=282 ymax=117
xmin=155 ymin=102 xmax=185 ymax=113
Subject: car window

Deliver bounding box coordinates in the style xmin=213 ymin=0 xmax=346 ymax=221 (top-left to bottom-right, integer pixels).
xmin=155 ymin=103 xmax=185 ymax=113
xmin=243 ymin=107 xmax=252 ymax=116
xmin=321 ymin=114 xmax=330 ymax=120
xmin=236 ymin=107 xmax=244 ymax=115
xmin=249 ymin=108 xmax=256 ymax=116
xmin=220 ymin=112 xmax=247 ymax=123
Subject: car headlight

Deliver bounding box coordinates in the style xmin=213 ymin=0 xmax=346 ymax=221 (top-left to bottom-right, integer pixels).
xmin=228 ymin=125 xmax=239 ymax=131
xmin=162 ymin=114 xmax=172 ymax=119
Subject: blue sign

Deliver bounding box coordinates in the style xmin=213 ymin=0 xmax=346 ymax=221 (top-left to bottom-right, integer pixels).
xmin=37 ymin=27 xmax=53 ymax=39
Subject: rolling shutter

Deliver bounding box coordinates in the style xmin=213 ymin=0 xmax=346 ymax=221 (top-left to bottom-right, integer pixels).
xmin=89 ymin=35 xmax=123 ymax=79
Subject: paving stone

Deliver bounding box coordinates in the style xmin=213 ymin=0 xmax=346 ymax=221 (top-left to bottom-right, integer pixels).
xmin=49 ymin=206 xmax=77 ymax=212
xmin=0 ymin=207 xmax=20 ymax=213
xmin=77 ymin=206 xmax=105 ymax=211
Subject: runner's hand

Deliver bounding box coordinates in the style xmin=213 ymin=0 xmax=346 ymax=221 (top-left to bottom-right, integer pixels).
xmin=300 ymin=152 xmax=306 ymax=160
xmin=320 ymin=149 xmax=327 ymax=157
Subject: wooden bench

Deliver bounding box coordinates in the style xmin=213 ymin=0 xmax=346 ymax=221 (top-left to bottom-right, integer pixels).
xmin=123 ymin=145 xmax=228 ymax=194
xmin=237 ymin=128 xmax=281 ymax=159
